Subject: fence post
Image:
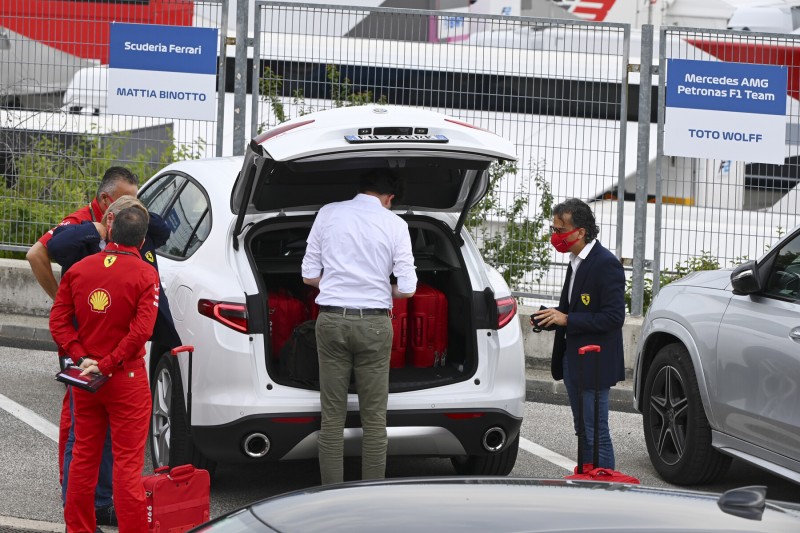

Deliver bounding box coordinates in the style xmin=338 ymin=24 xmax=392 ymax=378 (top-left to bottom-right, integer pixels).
xmin=615 ymin=25 xmax=631 ymax=260
xmin=631 ymin=24 xmax=654 ymax=317
xmin=233 ymin=0 xmax=249 ymax=155
xmin=215 ymin=0 xmax=230 ymax=157
xmin=652 ymin=27 xmax=667 ymax=297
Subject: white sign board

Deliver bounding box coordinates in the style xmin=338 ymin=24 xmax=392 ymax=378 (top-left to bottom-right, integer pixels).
xmin=108 ymin=23 xmax=218 ymax=121
xmin=664 ymin=59 xmax=788 ymax=164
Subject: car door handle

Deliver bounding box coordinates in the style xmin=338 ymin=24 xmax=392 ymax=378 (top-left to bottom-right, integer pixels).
xmin=790 ymin=327 xmax=800 ymax=341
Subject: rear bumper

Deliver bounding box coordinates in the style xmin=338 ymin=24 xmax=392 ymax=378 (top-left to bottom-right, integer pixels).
xmin=192 ymin=408 xmax=522 ymax=463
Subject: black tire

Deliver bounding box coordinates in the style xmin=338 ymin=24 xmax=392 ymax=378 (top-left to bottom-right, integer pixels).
xmin=150 ymin=355 xmax=217 ymax=477
xmin=642 ymin=343 xmax=730 ymax=485
xmin=450 ymin=433 xmax=520 ymax=476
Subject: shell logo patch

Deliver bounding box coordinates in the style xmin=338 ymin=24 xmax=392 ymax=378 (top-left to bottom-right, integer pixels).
xmin=89 ymin=289 xmax=111 ymax=313
xmin=145 ymin=251 xmax=155 ymax=263
xmin=581 ymin=293 xmax=590 ymax=306
xmin=104 ymin=255 xmax=117 ymax=268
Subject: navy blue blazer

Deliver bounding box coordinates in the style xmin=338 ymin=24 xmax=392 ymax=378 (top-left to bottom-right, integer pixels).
xmin=550 ymin=241 xmax=626 ymax=390
xmin=49 ymin=213 xmax=182 ymax=350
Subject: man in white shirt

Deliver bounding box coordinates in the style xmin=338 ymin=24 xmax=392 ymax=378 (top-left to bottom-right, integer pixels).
xmin=302 ymin=170 xmax=417 ymax=485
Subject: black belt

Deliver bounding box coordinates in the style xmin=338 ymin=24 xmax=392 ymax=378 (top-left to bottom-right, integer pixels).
xmin=319 ymin=306 xmax=390 ymax=317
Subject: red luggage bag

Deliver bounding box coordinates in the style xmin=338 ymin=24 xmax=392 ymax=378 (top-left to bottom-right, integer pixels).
xmin=390 ymin=298 xmax=409 ymax=368
xmin=564 ymin=345 xmax=640 ymax=484
xmin=268 ymin=289 xmax=308 ymax=357
xmin=407 ymin=284 xmax=448 ymax=367
xmin=143 ymin=464 xmax=210 ymax=532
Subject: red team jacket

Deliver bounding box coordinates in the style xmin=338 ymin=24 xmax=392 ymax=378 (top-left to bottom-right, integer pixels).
xmin=50 ymin=243 xmax=159 ymax=376
xmin=38 ymin=198 xmax=104 ymax=248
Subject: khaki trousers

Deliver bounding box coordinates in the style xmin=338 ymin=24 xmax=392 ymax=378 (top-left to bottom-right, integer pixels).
xmin=315 ymin=311 xmax=392 ymax=485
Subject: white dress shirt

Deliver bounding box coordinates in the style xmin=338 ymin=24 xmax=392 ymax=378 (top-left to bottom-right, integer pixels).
xmin=568 ymin=239 xmax=596 ymax=304
xmin=302 ymin=193 xmax=417 ymax=309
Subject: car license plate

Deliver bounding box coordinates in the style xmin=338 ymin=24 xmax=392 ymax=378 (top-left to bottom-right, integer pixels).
xmin=344 ymin=134 xmax=449 ymax=144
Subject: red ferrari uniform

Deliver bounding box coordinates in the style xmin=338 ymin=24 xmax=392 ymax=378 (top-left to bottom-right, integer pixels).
xmin=38 ymin=198 xmax=104 ymax=479
xmin=50 ymin=243 xmax=159 ymax=533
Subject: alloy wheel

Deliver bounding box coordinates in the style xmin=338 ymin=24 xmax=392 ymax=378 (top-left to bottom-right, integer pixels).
xmin=151 ymin=367 xmax=173 ymax=466
xmin=648 ymin=365 xmax=689 ymax=466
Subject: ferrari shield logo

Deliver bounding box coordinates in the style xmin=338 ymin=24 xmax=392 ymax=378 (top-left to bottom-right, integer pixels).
xmin=581 ymin=293 xmax=590 ymax=306
xmin=145 ymin=251 xmax=155 ymax=263
xmin=103 ymin=255 xmax=117 ymax=268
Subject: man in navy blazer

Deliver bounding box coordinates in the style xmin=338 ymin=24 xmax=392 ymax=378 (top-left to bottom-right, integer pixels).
xmin=533 ymin=198 xmax=626 ymax=469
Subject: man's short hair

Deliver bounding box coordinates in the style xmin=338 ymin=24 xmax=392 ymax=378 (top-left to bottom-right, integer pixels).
xmin=105 ymin=195 xmax=149 ymax=225
xmin=553 ymin=198 xmax=599 ymax=243
xmin=359 ymin=170 xmax=404 ymax=201
xmin=96 ymin=166 xmax=138 ymax=198
xmin=110 ymin=206 xmax=148 ymax=247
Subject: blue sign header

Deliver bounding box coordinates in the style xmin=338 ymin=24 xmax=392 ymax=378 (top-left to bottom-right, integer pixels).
xmin=666 ymin=59 xmax=787 ymax=116
xmin=110 ymin=23 xmax=217 ymax=75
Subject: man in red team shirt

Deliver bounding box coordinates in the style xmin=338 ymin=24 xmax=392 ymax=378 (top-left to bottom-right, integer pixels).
xmin=27 ymin=167 xmax=139 ymax=300
xmin=27 ymin=167 xmax=138 ymax=525
xmin=50 ymin=206 xmax=158 ymax=533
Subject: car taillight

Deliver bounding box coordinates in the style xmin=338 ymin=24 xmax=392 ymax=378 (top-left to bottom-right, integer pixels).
xmin=444 ymin=117 xmax=493 ymax=133
xmin=496 ymin=296 xmax=517 ymax=329
xmin=198 ymin=299 xmax=248 ymax=333
xmin=253 ymin=119 xmax=315 ymax=144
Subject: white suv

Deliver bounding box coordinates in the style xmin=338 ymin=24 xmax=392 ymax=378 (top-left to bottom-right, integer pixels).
xmin=140 ymin=106 xmax=526 ymax=477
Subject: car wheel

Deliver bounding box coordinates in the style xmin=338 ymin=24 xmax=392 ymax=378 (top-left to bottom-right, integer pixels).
xmin=150 ymin=354 xmax=217 ymax=476
xmin=642 ymin=343 xmax=730 ymax=485
xmin=450 ymin=433 xmax=519 ymax=476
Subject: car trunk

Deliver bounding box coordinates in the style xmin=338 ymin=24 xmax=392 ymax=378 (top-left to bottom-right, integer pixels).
xmin=244 ymin=214 xmax=479 ymax=393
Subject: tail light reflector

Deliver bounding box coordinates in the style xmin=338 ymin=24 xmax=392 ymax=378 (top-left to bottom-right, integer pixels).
xmin=496 ymin=296 xmax=517 ymax=329
xmin=445 ymin=412 xmax=486 ymax=420
xmin=198 ymin=299 xmax=248 ymax=333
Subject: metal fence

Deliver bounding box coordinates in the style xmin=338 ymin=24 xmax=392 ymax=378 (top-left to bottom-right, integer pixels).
xmin=4 ymin=1 xmax=800 ymax=314
xmin=651 ymin=27 xmax=800 ymax=297
xmin=0 ymin=0 xmax=227 ymax=252
xmin=250 ymin=2 xmax=631 ymax=302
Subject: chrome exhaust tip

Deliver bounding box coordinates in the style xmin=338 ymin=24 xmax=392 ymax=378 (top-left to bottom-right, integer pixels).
xmin=482 ymin=426 xmax=507 ymax=452
xmin=242 ymin=432 xmax=271 ymax=458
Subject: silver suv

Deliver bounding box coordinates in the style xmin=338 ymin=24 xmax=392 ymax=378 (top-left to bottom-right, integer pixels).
xmin=634 ymin=226 xmax=800 ymax=485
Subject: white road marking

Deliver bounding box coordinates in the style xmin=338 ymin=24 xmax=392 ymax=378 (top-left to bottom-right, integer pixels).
xmin=0 ymin=392 xmax=59 ymax=443
xmin=520 ymin=436 xmax=575 ymax=472
xmin=0 ymin=515 xmax=65 ymax=532
xmin=0 ymin=387 xmax=577 ymax=474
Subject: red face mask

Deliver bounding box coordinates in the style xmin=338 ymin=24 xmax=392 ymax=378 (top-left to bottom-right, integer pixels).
xmin=550 ymin=228 xmax=581 ymax=253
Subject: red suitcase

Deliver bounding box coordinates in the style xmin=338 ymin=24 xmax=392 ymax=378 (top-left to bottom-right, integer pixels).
xmin=143 ymin=464 xmax=210 ymax=532
xmin=268 ymin=289 xmax=308 ymax=358
xmin=390 ymin=298 xmax=409 ymax=368
xmin=564 ymin=345 xmax=640 ymax=484
xmin=407 ymin=284 xmax=448 ymax=367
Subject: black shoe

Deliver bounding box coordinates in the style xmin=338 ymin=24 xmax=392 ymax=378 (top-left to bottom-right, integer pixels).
xmin=95 ymin=504 xmax=117 ymax=526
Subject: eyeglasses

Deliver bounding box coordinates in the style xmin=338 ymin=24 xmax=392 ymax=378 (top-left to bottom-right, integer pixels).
xmin=550 ymin=225 xmax=576 ymax=235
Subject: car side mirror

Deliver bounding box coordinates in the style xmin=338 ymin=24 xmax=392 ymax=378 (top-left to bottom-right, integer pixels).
xmin=730 ymin=261 xmax=760 ymax=295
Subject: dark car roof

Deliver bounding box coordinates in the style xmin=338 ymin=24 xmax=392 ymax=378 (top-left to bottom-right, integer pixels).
xmin=235 ymin=478 xmax=800 ymax=533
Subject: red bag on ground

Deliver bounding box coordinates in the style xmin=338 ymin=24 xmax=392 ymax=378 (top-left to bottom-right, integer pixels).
xmin=143 ymin=464 xmax=210 ymax=532
xmin=390 ymin=298 xmax=409 ymax=368
xmin=407 ymin=283 xmax=448 ymax=367
xmin=564 ymin=345 xmax=640 ymax=484
xmin=565 ymin=464 xmax=641 ymax=484
xmin=268 ymin=289 xmax=308 ymax=357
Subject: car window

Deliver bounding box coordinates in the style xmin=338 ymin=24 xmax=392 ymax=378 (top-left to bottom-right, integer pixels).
xmin=161 ymin=180 xmax=211 ymax=259
xmin=139 ymin=174 xmax=186 ymax=216
xmin=764 ymin=232 xmax=800 ymax=300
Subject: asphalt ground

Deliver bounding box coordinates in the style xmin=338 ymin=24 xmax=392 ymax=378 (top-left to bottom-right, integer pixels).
xmin=0 ymin=312 xmax=635 ymax=533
